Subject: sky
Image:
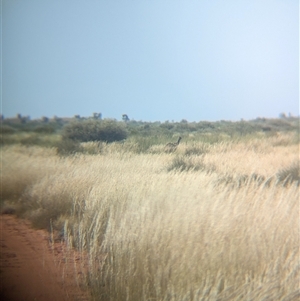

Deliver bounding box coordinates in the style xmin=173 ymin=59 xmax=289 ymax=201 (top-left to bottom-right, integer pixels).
xmin=1 ymin=0 xmax=299 ymax=122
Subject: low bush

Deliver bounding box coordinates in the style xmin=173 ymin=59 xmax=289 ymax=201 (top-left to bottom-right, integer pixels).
xmin=21 ymin=189 xmax=74 ymax=229
xmin=56 ymin=138 xmax=83 ymax=156
xmin=277 ymin=162 xmax=300 ymax=186
xmin=159 ymin=122 xmax=174 ymax=130
xmin=167 ymin=156 xmax=206 ymax=172
xmin=1 ymin=125 xmax=17 ymax=134
xmin=0 ymin=132 xmax=60 ymax=147
xmin=33 ymin=124 xmax=57 ymax=134
xmin=62 ymin=120 xmax=128 ymax=143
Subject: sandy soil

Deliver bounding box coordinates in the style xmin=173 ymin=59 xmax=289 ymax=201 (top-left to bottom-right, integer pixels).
xmin=0 ymin=214 xmax=90 ymax=301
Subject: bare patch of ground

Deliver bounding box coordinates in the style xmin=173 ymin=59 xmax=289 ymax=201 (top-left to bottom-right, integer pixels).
xmin=0 ymin=214 xmax=90 ymax=301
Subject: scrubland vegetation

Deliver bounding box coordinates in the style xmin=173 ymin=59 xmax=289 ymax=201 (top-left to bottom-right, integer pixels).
xmin=1 ymin=116 xmax=299 ymax=300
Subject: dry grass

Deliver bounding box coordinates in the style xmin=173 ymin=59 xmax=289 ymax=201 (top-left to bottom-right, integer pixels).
xmin=1 ymin=133 xmax=299 ymax=300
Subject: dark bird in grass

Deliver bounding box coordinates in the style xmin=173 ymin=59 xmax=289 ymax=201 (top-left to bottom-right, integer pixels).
xmin=165 ymin=137 xmax=182 ymax=153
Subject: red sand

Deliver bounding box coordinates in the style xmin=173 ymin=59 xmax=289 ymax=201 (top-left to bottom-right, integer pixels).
xmin=0 ymin=214 xmax=90 ymax=301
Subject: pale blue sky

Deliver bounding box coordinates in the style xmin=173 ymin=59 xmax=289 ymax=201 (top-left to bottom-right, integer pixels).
xmin=2 ymin=0 xmax=299 ymax=121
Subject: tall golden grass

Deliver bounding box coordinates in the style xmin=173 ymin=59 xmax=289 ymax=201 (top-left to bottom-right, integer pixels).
xmin=1 ymin=133 xmax=299 ymax=300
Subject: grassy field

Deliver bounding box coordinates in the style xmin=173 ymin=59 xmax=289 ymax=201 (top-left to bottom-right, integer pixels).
xmin=1 ymin=118 xmax=299 ymax=300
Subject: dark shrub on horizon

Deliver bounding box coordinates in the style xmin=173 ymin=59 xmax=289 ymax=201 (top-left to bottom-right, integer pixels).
xmin=33 ymin=124 xmax=57 ymax=134
xmin=62 ymin=119 xmax=128 ymax=143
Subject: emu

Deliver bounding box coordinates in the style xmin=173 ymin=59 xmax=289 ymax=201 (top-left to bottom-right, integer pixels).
xmin=165 ymin=136 xmax=182 ymax=152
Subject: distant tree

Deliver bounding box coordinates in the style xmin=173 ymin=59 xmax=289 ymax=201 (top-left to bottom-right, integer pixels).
xmin=22 ymin=116 xmax=30 ymax=123
xmin=16 ymin=114 xmax=29 ymax=124
xmin=53 ymin=115 xmax=62 ymax=123
xmin=93 ymin=112 xmax=102 ymax=119
xmin=41 ymin=116 xmax=49 ymax=123
xmin=279 ymin=112 xmax=287 ymax=119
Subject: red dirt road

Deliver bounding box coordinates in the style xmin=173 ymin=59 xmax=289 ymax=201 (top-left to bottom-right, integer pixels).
xmin=0 ymin=214 xmax=90 ymax=301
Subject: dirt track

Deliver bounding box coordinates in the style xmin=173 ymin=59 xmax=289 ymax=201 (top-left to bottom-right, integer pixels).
xmin=0 ymin=214 xmax=89 ymax=301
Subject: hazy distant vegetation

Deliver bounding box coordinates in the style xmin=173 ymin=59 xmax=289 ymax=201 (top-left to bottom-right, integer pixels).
xmin=1 ymin=114 xmax=298 ymax=151
xmin=1 ymin=114 xmax=299 ymax=300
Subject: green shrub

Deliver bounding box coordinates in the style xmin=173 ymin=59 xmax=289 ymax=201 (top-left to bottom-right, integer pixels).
xmin=62 ymin=120 xmax=128 ymax=143
xmin=0 ymin=132 xmax=60 ymax=147
xmin=159 ymin=123 xmax=174 ymax=130
xmin=33 ymin=124 xmax=56 ymax=134
xmin=1 ymin=125 xmax=17 ymax=134
xmin=195 ymin=121 xmax=216 ymax=132
xmin=56 ymin=138 xmax=83 ymax=156
xmin=6 ymin=134 xmax=42 ymax=146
